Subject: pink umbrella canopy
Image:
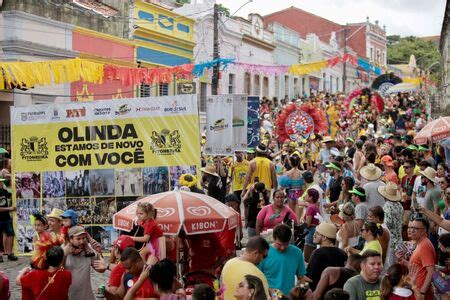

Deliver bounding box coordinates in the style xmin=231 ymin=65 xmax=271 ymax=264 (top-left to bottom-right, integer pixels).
xmin=414 ymin=117 xmax=450 ymax=145
xmin=113 ymin=190 xmax=239 ymax=235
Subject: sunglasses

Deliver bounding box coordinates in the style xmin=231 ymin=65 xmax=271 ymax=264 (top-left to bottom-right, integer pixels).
xmin=409 ymin=212 xmax=423 ymax=221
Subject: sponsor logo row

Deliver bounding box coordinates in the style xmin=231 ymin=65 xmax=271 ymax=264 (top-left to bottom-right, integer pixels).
xmin=18 ymin=101 xmax=189 ymax=121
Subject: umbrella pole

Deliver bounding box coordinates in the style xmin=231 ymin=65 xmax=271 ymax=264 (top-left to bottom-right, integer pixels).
xmin=176 ymin=236 xmax=181 ymax=279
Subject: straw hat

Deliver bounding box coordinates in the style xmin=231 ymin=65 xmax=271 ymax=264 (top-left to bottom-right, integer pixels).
xmin=377 ymin=182 xmax=401 ymax=201
xmin=419 ymin=167 xmax=438 ymax=183
xmin=46 ymin=208 xmax=64 ymax=220
xmin=256 ymin=143 xmax=268 ymax=154
xmin=359 ymin=163 xmax=382 ymax=181
xmin=323 ymin=136 xmax=335 ymax=143
xmin=201 ymin=165 xmax=219 ymax=177
xmin=316 ymin=222 xmax=337 ymax=239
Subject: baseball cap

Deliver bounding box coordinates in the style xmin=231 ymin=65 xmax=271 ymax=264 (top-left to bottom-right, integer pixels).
xmin=113 ymin=235 xmax=135 ymax=251
xmin=381 ymin=155 xmax=394 ymax=167
xmin=68 ymin=226 xmax=86 ymax=237
xmin=349 ymin=187 xmax=366 ymax=197
xmin=326 ymin=162 xmax=341 ymax=171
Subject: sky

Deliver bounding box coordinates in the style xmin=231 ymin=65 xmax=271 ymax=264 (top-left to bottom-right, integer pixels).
xmin=216 ymin=0 xmax=446 ymax=37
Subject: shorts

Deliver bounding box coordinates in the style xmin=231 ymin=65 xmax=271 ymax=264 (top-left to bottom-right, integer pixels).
xmin=305 ymin=226 xmax=316 ymax=246
xmin=287 ymin=189 xmax=303 ymax=203
xmin=0 ymin=219 xmax=14 ymax=236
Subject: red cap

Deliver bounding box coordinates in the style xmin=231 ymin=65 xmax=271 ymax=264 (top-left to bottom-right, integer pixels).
xmin=113 ymin=235 xmax=135 ymax=251
xmin=381 ymin=155 xmax=394 ymax=167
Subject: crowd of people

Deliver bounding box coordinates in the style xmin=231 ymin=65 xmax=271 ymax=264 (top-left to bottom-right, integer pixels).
xmin=0 ymin=90 xmax=448 ymax=300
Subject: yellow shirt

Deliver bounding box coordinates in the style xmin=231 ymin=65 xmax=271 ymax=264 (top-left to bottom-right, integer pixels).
xmin=398 ymin=165 xmax=420 ymax=181
xmin=361 ymin=240 xmax=383 ymax=257
xmin=221 ymin=257 xmax=270 ymax=300
xmin=232 ymin=160 xmax=248 ymax=191
xmin=251 ymin=157 xmax=273 ymax=189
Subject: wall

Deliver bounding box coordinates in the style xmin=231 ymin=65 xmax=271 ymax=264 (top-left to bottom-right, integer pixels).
xmin=0 ymin=11 xmax=76 ymax=107
xmin=133 ymin=0 xmax=195 ymax=67
xmin=70 ymin=28 xmax=135 ymax=101
xmin=3 ymin=0 xmax=129 ymax=38
xmin=346 ymin=24 xmax=367 ymax=59
xmin=263 ymin=7 xmax=342 ymax=44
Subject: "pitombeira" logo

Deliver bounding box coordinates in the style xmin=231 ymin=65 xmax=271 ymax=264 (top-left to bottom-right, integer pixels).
xmin=20 ymin=136 xmax=49 ymax=161
xmin=210 ymin=118 xmax=229 ymax=131
xmin=150 ymin=129 xmax=182 ymax=155
xmin=115 ymin=104 xmax=131 ymax=116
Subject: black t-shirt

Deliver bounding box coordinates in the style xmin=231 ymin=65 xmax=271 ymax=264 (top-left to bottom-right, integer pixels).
xmin=0 ymin=188 xmax=12 ymax=221
xmin=244 ymin=193 xmax=269 ymax=228
xmin=329 ymin=175 xmax=343 ymax=202
xmin=207 ymin=176 xmax=223 ymax=202
xmin=307 ymin=246 xmax=347 ymax=291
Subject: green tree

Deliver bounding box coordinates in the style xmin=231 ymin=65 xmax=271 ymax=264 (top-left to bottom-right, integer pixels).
xmin=387 ymin=35 xmax=401 ymax=47
xmin=387 ymin=35 xmax=441 ymax=82
xmin=216 ymin=4 xmax=230 ymax=17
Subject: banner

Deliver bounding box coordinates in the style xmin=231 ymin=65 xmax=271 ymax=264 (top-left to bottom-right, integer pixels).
xmin=205 ymin=95 xmax=234 ymax=155
xmin=232 ymin=95 xmax=248 ymax=151
xmin=247 ymin=96 xmax=260 ymax=148
xmin=11 ymin=95 xmax=200 ymax=254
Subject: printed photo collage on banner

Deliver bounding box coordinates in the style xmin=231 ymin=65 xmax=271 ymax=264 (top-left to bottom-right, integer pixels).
xmin=15 ymin=166 xmax=197 ymax=253
xmin=11 ymin=95 xmax=201 ymax=254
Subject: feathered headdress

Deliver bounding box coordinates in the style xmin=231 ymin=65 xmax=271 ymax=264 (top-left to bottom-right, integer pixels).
xmin=276 ymin=103 xmax=328 ymax=142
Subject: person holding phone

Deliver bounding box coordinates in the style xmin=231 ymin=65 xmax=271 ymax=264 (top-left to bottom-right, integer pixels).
xmin=243 ymin=182 xmax=270 ymax=237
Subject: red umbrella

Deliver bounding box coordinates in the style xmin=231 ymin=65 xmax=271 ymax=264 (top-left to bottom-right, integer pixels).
xmin=414 ymin=117 xmax=450 ymax=145
xmin=113 ymin=190 xmax=239 ymax=235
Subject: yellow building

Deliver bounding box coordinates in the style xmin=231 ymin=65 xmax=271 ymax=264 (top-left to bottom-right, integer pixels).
xmin=133 ymin=1 xmax=195 ymax=96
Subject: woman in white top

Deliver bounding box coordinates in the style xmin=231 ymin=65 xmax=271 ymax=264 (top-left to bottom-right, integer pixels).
xmin=336 ymin=203 xmax=360 ymax=249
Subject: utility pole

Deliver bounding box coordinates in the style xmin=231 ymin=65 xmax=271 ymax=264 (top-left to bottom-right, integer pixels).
xmin=212 ymin=3 xmax=220 ymax=95
xmin=343 ymin=26 xmax=348 ymax=93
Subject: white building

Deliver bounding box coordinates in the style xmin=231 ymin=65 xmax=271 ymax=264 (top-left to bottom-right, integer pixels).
xmin=0 ymin=10 xmax=76 ymax=132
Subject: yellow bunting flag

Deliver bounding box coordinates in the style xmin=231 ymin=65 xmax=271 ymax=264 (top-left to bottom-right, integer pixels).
xmin=288 ymin=60 xmax=328 ymax=76
xmin=0 ymin=58 xmax=104 ymax=89
xmin=403 ymin=77 xmax=422 ymax=85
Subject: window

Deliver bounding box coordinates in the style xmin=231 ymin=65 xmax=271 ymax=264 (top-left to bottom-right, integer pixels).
xmin=275 ymin=76 xmax=279 ymax=97
xmin=323 ymin=73 xmax=326 ymax=91
xmin=336 ymin=77 xmax=339 ymax=92
xmin=159 ymin=83 xmax=169 ymax=96
xmin=140 ymin=84 xmax=151 ymax=97
xmin=329 ymin=75 xmax=333 ymax=93
xmin=244 ymin=73 xmax=251 ymax=95
xmin=370 ymin=48 xmax=374 ymax=61
xmin=228 ymin=73 xmax=235 ymax=94
xmin=263 ymin=77 xmax=269 ymax=96
xmin=294 ymin=77 xmax=300 ymax=97
xmin=199 ymin=83 xmax=207 ymax=112
xmin=376 ymin=49 xmax=380 ymax=63
xmin=302 ymin=77 xmax=306 ymax=94
xmin=254 ymin=74 xmax=260 ymax=96
xmin=284 ymin=75 xmax=289 ymax=97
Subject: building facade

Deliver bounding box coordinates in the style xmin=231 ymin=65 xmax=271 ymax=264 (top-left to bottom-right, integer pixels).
xmin=132 ymin=0 xmax=195 ymax=97
xmin=263 ymin=6 xmax=386 ymax=92
xmin=440 ymin=0 xmax=450 ymax=112
xmin=0 ymin=0 xmax=196 ymax=147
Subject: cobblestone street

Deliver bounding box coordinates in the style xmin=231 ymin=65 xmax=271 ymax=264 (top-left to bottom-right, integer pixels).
xmin=3 ymin=256 xmax=110 ymax=299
